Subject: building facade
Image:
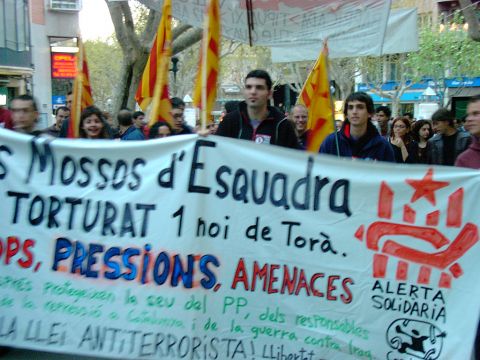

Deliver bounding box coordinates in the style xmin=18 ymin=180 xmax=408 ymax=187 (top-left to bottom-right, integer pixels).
xmin=0 ymin=0 xmax=80 ymax=128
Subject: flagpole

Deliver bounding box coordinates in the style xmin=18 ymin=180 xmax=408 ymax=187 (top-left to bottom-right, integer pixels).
xmin=200 ymin=0 xmax=209 ymax=132
xmin=323 ymin=40 xmax=340 ymax=157
xmin=73 ymin=38 xmax=83 ymax=138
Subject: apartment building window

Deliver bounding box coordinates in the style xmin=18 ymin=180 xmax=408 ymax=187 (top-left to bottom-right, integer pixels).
xmin=0 ymin=0 xmax=30 ymax=51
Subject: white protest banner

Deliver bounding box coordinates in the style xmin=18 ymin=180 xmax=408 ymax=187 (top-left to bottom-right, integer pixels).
xmin=136 ymin=0 xmax=391 ymax=56
xmin=0 ymin=128 xmax=479 ymax=359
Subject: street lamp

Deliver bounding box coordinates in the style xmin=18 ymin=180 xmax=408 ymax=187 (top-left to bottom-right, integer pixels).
xmin=170 ymin=56 xmax=179 ymax=95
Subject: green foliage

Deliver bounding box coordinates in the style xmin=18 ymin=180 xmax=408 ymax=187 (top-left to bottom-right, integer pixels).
xmin=405 ymin=23 xmax=480 ymax=81
xmin=84 ymin=38 xmax=122 ymax=111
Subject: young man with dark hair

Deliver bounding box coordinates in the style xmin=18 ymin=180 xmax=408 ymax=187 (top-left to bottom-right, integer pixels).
xmin=10 ymin=94 xmax=41 ymax=135
xmin=43 ymin=106 xmax=70 ymax=137
xmin=132 ymin=111 xmax=145 ymax=129
xmin=170 ymin=97 xmax=193 ymax=135
xmin=429 ymin=108 xmax=471 ymax=165
xmin=320 ymin=92 xmax=394 ymax=161
xmin=455 ymin=96 xmax=480 ymax=169
xmin=375 ymin=105 xmax=391 ymax=138
xmin=216 ymin=69 xmax=298 ymax=148
xmin=59 ymin=91 xmax=73 ymax=138
xmin=117 ymin=109 xmax=145 ymax=140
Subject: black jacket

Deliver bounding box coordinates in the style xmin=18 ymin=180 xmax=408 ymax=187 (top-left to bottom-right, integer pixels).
xmin=216 ymin=101 xmax=299 ymax=149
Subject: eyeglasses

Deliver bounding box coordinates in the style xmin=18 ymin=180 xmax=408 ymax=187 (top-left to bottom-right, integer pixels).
xmin=172 ymin=114 xmax=183 ymax=119
xmin=394 ymin=125 xmax=407 ymax=129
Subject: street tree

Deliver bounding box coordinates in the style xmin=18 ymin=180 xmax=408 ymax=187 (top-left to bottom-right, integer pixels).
xmin=405 ymin=19 xmax=480 ymax=105
xmin=105 ymin=0 xmax=202 ymax=113
xmin=84 ymin=38 xmax=122 ymax=111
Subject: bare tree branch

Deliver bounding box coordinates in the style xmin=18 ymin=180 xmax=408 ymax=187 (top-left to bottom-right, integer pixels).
xmin=172 ymin=28 xmax=203 ymax=55
xmin=173 ymin=23 xmax=192 ymax=40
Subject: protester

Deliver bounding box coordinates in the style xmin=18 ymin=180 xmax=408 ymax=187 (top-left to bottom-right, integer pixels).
xmin=455 ymin=96 xmax=480 ymax=169
xmin=43 ymin=106 xmax=70 ymax=137
xmin=335 ymin=119 xmax=343 ymax=132
xmin=207 ymin=121 xmax=218 ymax=135
xmin=375 ymin=105 xmax=391 ymax=138
xmin=403 ymin=112 xmax=414 ymax=124
xmin=149 ymin=121 xmax=172 ymax=139
xmin=10 ymin=94 xmax=41 ymax=135
xmin=428 ymin=108 xmax=471 ymax=165
xmin=320 ymin=92 xmax=394 ymax=161
xmin=59 ymin=91 xmax=73 ymax=138
xmin=291 ymin=104 xmax=309 ymax=150
xmin=389 ymin=116 xmax=417 ymax=163
xmin=411 ymin=120 xmax=433 ymax=164
xmin=118 ymin=109 xmax=145 ymax=140
xmin=78 ymin=106 xmax=111 ymax=139
xmin=171 ymin=97 xmax=193 ymax=135
xmin=133 ymin=110 xmax=146 ymax=129
xmin=216 ymin=69 xmax=298 ymax=148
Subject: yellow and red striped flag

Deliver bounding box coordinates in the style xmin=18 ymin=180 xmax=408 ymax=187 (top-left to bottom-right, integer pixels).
xmin=192 ymin=0 xmax=221 ymax=127
xmin=136 ymin=0 xmax=172 ymax=127
xmin=297 ymin=42 xmax=335 ymax=152
xmin=68 ymin=39 xmax=94 ymax=138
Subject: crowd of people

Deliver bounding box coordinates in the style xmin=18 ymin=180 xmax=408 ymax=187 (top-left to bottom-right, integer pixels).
xmin=0 ymin=68 xmax=479 ymax=358
xmin=1 ymin=69 xmax=479 ymax=173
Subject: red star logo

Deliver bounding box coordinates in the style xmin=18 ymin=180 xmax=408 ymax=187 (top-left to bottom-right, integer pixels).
xmin=406 ymin=169 xmax=449 ymax=205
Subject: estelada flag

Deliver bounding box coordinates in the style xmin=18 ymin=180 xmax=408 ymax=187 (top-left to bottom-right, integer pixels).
xmin=136 ymin=0 xmax=172 ymax=127
xmin=68 ymin=39 xmax=94 ymax=138
xmin=192 ymin=0 xmax=221 ymax=125
xmin=297 ymin=42 xmax=335 ymax=153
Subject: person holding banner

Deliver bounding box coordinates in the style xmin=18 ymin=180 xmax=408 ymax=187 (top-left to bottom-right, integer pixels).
xmin=320 ymin=92 xmax=395 ymax=161
xmin=216 ymin=69 xmax=298 ymax=148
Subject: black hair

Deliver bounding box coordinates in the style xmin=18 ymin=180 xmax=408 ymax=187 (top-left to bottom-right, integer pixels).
xmin=55 ymin=106 xmax=69 ymax=115
xmin=403 ymin=112 xmax=413 ymax=119
xmin=412 ymin=119 xmax=433 ymax=142
xmin=133 ymin=111 xmax=145 ymax=119
xmin=11 ymin=94 xmax=38 ymax=112
xmin=431 ymin=108 xmax=455 ymax=127
xmin=170 ymin=97 xmax=185 ymax=110
xmin=376 ymin=105 xmax=391 ymax=118
xmin=117 ymin=109 xmax=133 ymax=127
xmin=343 ymin=92 xmax=374 ymax=118
xmin=245 ymin=69 xmax=273 ymax=90
xmin=79 ymin=105 xmax=110 ymax=139
xmin=149 ymin=121 xmax=173 ymax=139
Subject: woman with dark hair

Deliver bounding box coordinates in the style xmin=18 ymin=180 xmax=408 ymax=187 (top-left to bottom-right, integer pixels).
xmin=149 ymin=121 xmax=172 ymax=139
xmin=79 ymin=106 xmax=111 ymax=139
xmin=411 ymin=120 xmax=433 ymax=164
xmin=389 ymin=116 xmax=417 ymax=163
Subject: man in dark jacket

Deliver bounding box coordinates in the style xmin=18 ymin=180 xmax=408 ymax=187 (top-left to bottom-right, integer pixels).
xmin=429 ymin=108 xmax=471 ymax=166
xmin=216 ymin=69 xmax=298 ymax=149
xmin=320 ymin=92 xmax=394 ymax=162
